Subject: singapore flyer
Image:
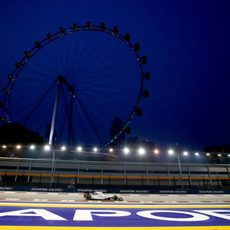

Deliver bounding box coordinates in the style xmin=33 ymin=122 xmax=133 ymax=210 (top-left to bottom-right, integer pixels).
xmin=0 ymin=22 xmax=150 ymax=147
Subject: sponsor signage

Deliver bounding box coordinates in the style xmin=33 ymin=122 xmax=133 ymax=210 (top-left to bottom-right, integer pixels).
xmin=0 ymin=206 xmax=229 ymax=227
xmin=0 ymin=186 xmax=230 ymax=194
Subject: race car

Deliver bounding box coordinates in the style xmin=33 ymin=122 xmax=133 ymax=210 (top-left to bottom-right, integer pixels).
xmin=84 ymin=191 xmax=123 ymax=201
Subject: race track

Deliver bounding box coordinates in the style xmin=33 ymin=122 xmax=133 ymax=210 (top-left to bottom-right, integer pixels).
xmin=1 ymin=191 xmax=230 ymax=203
xmin=0 ymin=192 xmax=230 ymax=229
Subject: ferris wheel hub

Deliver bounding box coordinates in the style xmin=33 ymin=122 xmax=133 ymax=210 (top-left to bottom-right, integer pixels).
xmin=56 ymin=75 xmax=76 ymax=96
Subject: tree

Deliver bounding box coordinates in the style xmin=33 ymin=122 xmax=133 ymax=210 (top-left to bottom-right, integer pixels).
xmin=0 ymin=123 xmax=44 ymax=144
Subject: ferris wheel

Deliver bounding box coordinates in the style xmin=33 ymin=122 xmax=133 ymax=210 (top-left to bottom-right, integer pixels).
xmin=0 ymin=22 xmax=150 ymax=147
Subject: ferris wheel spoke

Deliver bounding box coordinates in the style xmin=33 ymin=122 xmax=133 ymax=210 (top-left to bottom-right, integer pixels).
xmin=76 ymin=35 xmax=110 ymax=76
xmin=77 ymin=93 xmax=121 ymax=134
xmin=82 ymin=52 xmax=123 ymax=79
xmin=77 ymin=59 xmax=133 ymax=85
xmin=58 ymin=114 xmax=67 ymax=143
xmin=74 ymin=44 xmax=96 ymax=79
xmin=27 ymin=52 xmax=58 ymax=77
xmin=62 ymin=39 xmax=75 ymax=78
xmin=69 ymin=36 xmax=121 ymax=84
xmin=22 ymin=65 xmax=55 ymax=81
xmin=22 ymin=80 xmax=56 ymax=124
xmin=75 ymin=98 xmax=104 ymax=145
xmin=60 ymin=85 xmax=76 ymax=145
xmin=58 ymin=39 xmax=73 ymax=76
xmin=68 ymin=43 xmax=83 ymax=78
xmin=54 ymin=52 xmax=65 ymax=75
xmin=76 ymin=71 xmax=139 ymax=88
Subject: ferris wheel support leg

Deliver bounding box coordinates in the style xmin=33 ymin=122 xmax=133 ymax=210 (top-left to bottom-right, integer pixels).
xmin=67 ymin=94 xmax=75 ymax=146
xmin=48 ymin=83 xmax=61 ymax=146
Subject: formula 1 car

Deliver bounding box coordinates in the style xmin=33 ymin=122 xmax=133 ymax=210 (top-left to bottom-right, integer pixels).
xmin=84 ymin=191 xmax=123 ymax=201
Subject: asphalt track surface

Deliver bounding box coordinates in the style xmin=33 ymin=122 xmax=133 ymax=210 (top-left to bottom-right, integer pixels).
xmin=0 ymin=192 xmax=230 ymax=229
xmin=1 ymin=191 xmax=230 ymax=203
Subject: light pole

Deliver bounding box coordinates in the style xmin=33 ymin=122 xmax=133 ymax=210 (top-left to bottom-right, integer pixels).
xmin=123 ymin=147 xmax=130 ymax=162
xmin=44 ymin=144 xmax=56 ymax=187
xmin=168 ymin=149 xmax=183 ymax=189
xmin=177 ymin=151 xmax=183 ymax=189
xmin=50 ymin=148 xmax=56 ymax=186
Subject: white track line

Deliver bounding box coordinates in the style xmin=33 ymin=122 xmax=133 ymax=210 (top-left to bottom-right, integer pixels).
xmin=33 ymin=199 xmax=48 ymax=202
xmin=25 ymin=192 xmax=38 ymax=195
xmin=5 ymin=198 xmax=20 ymax=201
xmin=2 ymin=198 xmax=226 ymax=204
xmin=60 ymin=200 xmax=76 ymax=202
xmin=2 ymin=191 xmax=16 ymax=194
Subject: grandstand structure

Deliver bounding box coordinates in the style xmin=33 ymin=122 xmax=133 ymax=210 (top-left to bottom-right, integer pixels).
xmin=0 ymin=156 xmax=230 ymax=193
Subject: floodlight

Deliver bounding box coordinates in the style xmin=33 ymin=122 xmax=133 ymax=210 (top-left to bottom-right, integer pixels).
xmin=154 ymin=149 xmax=159 ymax=154
xmin=30 ymin=145 xmax=35 ymax=150
xmin=16 ymin=145 xmax=21 ymax=150
xmin=183 ymin=151 xmax=188 ymax=156
xmin=168 ymin=149 xmax=174 ymax=155
xmin=76 ymin=146 xmax=82 ymax=152
xmin=93 ymin=147 xmax=98 ymax=153
xmin=123 ymin=147 xmax=130 ymax=155
xmin=138 ymin=147 xmax=146 ymax=156
xmin=109 ymin=148 xmax=114 ymax=153
xmin=44 ymin=145 xmax=51 ymax=151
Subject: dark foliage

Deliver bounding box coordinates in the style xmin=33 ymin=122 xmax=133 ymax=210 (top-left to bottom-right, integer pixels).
xmin=0 ymin=123 xmax=44 ymax=144
xmin=205 ymin=145 xmax=230 ymax=153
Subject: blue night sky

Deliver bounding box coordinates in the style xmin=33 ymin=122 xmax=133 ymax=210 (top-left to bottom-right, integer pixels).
xmin=0 ymin=0 xmax=229 ymax=150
